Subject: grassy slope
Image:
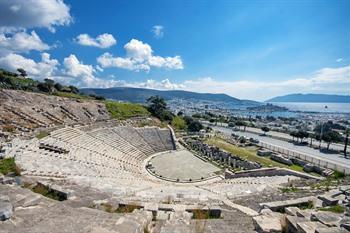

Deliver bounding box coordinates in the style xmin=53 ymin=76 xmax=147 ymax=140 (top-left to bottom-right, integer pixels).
xmin=205 ymin=137 xmax=305 ymax=172
xmin=105 ymin=101 xmax=151 ymax=120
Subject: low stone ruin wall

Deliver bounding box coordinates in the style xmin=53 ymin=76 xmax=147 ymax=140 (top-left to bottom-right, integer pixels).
xmin=224 ymin=167 xmax=321 ymax=180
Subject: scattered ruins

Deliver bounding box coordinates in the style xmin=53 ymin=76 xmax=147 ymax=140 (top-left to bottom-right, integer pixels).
xmin=1 ymin=89 xmax=350 ymax=233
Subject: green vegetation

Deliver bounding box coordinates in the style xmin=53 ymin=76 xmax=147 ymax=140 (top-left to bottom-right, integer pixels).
xmin=319 ymin=205 xmax=345 ymax=213
xmin=36 ymin=131 xmax=50 ymax=139
xmin=31 ymin=184 xmax=65 ymax=201
xmin=279 ymin=186 xmax=300 ymax=193
xmin=0 ymin=68 xmax=105 ymax=101
xmin=0 ymin=157 xmax=20 ymax=175
xmin=105 ymin=101 xmax=150 ymax=120
xmin=171 ymin=116 xmax=187 ymax=131
xmin=146 ymin=95 xmax=174 ymax=121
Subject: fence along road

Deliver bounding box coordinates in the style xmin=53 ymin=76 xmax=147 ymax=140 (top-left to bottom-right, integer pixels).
xmin=210 ymin=125 xmax=350 ymax=174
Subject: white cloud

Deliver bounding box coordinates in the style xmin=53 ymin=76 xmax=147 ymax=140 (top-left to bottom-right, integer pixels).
xmin=180 ymin=66 xmax=350 ymax=100
xmin=336 ymin=58 xmax=343 ymax=62
xmin=97 ymin=39 xmax=183 ymax=71
xmin=60 ymin=54 xmax=120 ymax=88
xmin=0 ymin=52 xmax=58 ymax=78
xmin=0 ymin=0 xmax=72 ymax=32
xmin=0 ymin=30 xmax=49 ymax=54
xmin=151 ymin=25 xmax=164 ymax=39
xmin=131 ymin=79 xmax=184 ymax=90
xmin=75 ymin=33 xmax=117 ymax=48
xmin=124 ymin=39 xmax=153 ymax=62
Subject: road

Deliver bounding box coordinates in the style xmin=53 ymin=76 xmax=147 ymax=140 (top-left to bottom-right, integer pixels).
xmin=210 ymin=125 xmax=350 ymax=169
xmin=242 ymin=126 xmax=344 ymax=152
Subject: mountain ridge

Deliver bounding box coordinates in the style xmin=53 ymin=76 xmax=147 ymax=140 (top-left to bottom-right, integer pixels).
xmin=80 ymin=87 xmax=259 ymax=105
xmin=266 ymin=93 xmax=350 ymax=103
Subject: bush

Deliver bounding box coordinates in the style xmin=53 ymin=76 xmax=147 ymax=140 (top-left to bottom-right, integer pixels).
xmin=171 ymin=116 xmax=187 ymax=131
xmin=0 ymin=157 xmax=20 ymax=175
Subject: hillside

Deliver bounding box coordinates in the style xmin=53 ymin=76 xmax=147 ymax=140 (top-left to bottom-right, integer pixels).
xmin=266 ymin=93 xmax=350 ymax=103
xmin=80 ymin=87 xmax=258 ymax=105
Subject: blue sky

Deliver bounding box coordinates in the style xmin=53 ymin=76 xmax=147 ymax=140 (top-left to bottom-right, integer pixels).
xmin=0 ymin=0 xmax=349 ymax=100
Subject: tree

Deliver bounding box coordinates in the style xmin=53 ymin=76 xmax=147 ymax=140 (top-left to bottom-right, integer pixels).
xmin=69 ymin=85 xmax=79 ymax=94
xmin=235 ymin=121 xmax=245 ymax=131
xmin=188 ymin=120 xmax=203 ymax=132
xmin=261 ymin=126 xmax=270 ymax=135
xmin=146 ymin=95 xmax=174 ymax=121
xmin=54 ymin=82 xmax=63 ymax=91
xmin=171 ymin=116 xmax=187 ymax=131
xmin=17 ymin=68 xmax=27 ymax=77
xmin=322 ymin=130 xmax=342 ymax=150
xmin=296 ymin=130 xmax=309 ymax=143
xmin=177 ymin=111 xmax=184 ymax=116
xmin=344 ymin=129 xmax=350 ymax=158
xmin=290 ymin=131 xmax=297 ymax=141
xmin=228 ymin=122 xmax=235 ymax=127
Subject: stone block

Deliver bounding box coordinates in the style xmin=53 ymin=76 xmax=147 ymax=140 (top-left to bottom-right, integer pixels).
xmin=318 ymin=195 xmax=339 ymax=206
xmin=315 ymin=227 xmax=343 ymax=233
xmin=296 ymin=209 xmax=313 ymax=220
xmin=253 ymin=212 xmax=283 ymax=233
xmin=0 ymin=195 xmax=13 ymax=221
xmin=297 ymin=221 xmax=325 ymax=233
xmin=270 ymin=154 xmax=293 ymax=166
xmin=311 ymin=211 xmax=342 ymax=227
xmin=285 ymin=207 xmax=300 ymax=216
xmin=286 ymin=215 xmax=308 ymax=233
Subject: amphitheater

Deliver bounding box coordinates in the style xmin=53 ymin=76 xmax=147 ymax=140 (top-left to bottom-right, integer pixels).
xmin=1 ymin=89 xmax=347 ymax=233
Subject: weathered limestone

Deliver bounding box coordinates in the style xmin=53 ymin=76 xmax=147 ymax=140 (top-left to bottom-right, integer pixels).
xmin=257 ymin=149 xmax=272 ymax=157
xmin=311 ymin=212 xmax=342 ymax=227
xmin=260 ymin=196 xmax=316 ymax=212
xmin=297 ymin=221 xmax=326 ymax=233
xmin=0 ymin=195 xmax=13 ymax=221
xmin=270 ymin=153 xmax=293 ymax=166
xmin=285 ymin=207 xmax=300 ymax=216
xmin=253 ymin=212 xmax=283 ymax=233
xmin=318 ymin=194 xmax=339 ymax=206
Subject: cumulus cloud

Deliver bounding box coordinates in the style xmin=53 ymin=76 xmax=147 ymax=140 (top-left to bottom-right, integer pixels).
xmin=97 ymin=39 xmax=183 ymax=71
xmin=0 ymin=30 xmax=50 ymax=54
xmin=151 ymin=25 xmax=164 ymax=39
xmin=75 ymin=33 xmax=117 ymax=48
xmin=131 ymin=79 xmax=184 ymax=90
xmin=0 ymin=52 xmax=58 ymax=78
xmin=59 ymin=54 xmax=120 ymax=88
xmin=0 ymin=0 xmax=72 ymax=32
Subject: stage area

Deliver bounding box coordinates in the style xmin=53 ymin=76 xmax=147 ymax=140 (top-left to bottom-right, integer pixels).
xmin=148 ymin=150 xmax=221 ymax=182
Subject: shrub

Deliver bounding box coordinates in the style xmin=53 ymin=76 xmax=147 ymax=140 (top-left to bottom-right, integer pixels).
xmin=0 ymin=157 xmax=20 ymax=175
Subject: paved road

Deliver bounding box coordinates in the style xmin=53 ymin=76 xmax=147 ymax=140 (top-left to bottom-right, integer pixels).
xmin=211 ymin=125 xmax=350 ymax=169
xmin=243 ymin=126 xmax=344 ymax=151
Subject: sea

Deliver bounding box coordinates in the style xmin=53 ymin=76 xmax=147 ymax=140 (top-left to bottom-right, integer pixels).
xmin=270 ymin=102 xmax=350 ymax=114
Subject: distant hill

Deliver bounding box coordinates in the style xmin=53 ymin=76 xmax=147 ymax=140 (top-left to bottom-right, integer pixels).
xmin=266 ymin=94 xmax=350 ymax=103
xmin=80 ymin=87 xmax=259 ymax=105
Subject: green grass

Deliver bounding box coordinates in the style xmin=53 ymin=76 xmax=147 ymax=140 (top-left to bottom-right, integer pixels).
xmin=36 ymin=131 xmax=50 ymax=139
xmin=52 ymin=91 xmax=94 ymax=100
xmin=105 ymin=101 xmax=151 ymax=120
xmin=0 ymin=157 xmax=20 ymax=175
xmin=319 ymin=205 xmax=345 ymax=213
xmin=31 ymin=184 xmax=65 ymax=201
xmin=279 ymin=186 xmax=300 ymax=193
